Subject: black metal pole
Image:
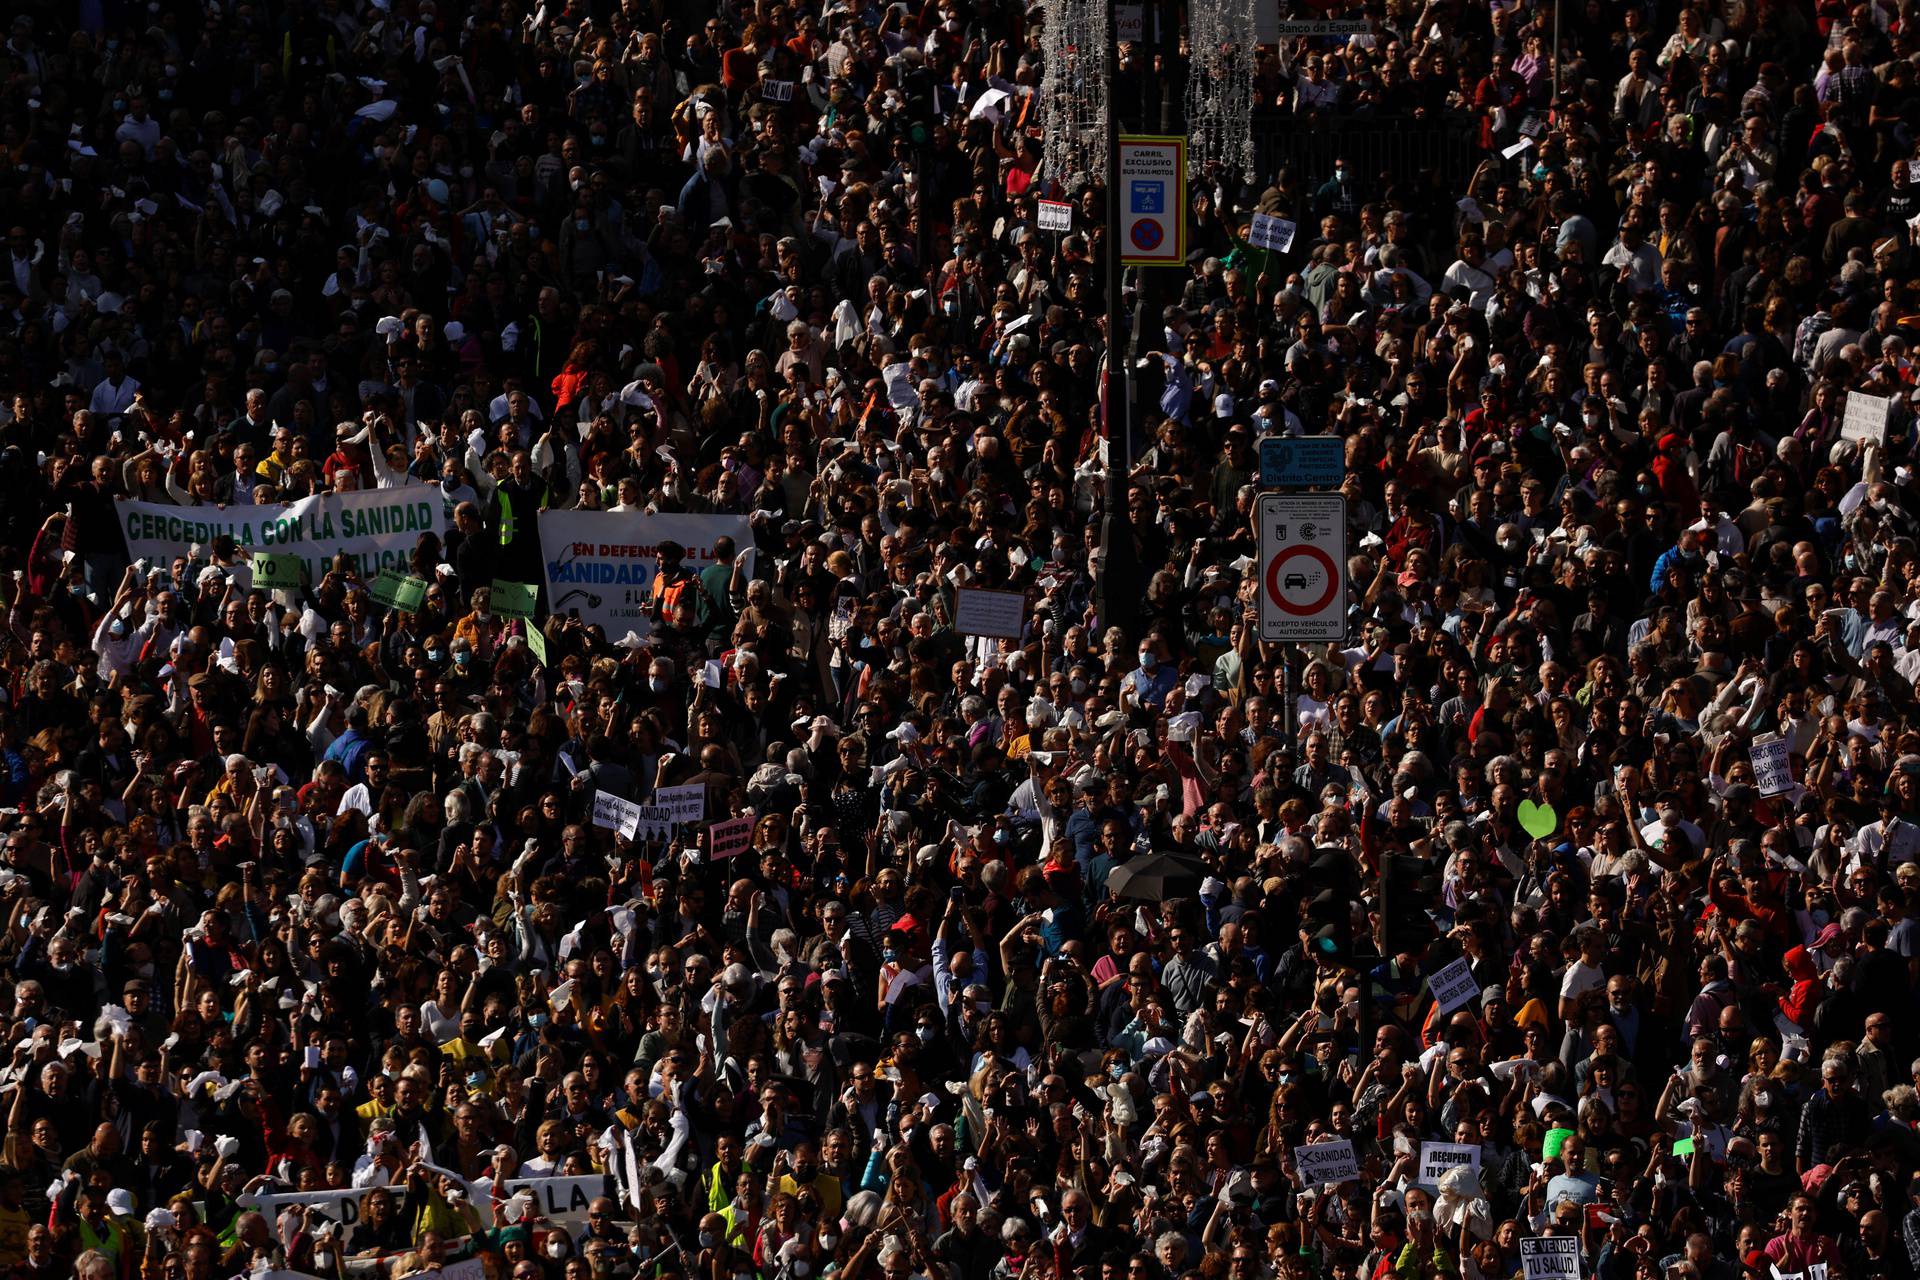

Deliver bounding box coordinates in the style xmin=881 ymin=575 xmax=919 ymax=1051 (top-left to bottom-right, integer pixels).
xmin=1101 ymin=0 xmax=1139 ymax=640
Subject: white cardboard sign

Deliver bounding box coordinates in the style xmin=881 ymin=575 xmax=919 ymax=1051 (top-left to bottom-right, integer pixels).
xmin=1292 ymin=1138 xmax=1360 ymax=1186
xmin=1430 ymin=956 xmax=1481 ymax=1015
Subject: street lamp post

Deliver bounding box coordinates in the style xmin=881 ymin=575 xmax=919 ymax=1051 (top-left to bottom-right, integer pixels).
xmin=1100 ymin=0 xmax=1140 ymax=640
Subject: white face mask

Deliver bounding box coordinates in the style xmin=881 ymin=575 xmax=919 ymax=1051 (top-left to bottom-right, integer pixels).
xmin=548 ymin=1241 xmax=570 ymax=1260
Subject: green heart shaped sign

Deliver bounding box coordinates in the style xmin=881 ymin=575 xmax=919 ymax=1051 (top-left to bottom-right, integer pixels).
xmin=1517 ymin=799 xmax=1557 ymax=840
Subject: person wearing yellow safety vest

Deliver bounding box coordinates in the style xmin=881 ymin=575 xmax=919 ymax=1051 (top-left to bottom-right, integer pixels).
xmin=54 ymin=1187 xmax=138 ymax=1277
xmin=493 ymin=450 xmax=550 ymax=589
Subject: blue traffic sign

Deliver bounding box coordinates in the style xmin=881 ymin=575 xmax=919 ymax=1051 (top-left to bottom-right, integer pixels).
xmin=1259 ymin=436 xmax=1345 ymax=488
xmin=1129 ymin=180 xmax=1164 ymax=214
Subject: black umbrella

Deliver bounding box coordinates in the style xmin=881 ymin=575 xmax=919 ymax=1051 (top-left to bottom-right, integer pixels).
xmin=1105 ymin=851 xmax=1206 ymax=902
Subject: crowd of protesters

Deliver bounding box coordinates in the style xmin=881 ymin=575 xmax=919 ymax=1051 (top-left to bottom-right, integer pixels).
xmin=3 ymin=0 xmax=1920 ymax=1278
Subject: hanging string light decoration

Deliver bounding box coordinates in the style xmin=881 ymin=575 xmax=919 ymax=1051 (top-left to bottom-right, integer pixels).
xmin=1037 ymin=0 xmax=1110 ymax=189
xmin=1184 ymin=0 xmax=1256 ymax=178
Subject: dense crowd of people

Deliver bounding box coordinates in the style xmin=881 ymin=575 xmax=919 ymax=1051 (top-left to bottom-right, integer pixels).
xmin=1 ymin=0 xmax=1920 ymax=1278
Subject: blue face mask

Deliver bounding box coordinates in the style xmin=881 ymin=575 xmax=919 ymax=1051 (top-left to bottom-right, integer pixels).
xmin=528 ymin=1012 xmax=547 ymax=1028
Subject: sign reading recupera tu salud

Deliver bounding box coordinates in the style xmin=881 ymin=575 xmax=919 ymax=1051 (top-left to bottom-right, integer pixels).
xmin=1416 ymin=1141 xmax=1481 ymax=1190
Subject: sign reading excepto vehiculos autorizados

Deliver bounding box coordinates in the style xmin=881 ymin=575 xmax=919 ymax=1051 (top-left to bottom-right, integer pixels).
xmin=1257 ymin=492 xmax=1348 ymax=642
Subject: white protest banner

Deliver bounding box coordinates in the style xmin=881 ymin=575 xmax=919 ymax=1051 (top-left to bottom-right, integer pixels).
xmin=496 ymin=1173 xmax=606 ymax=1222
xmin=1842 ymin=391 xmax=1892 ymax=445
xmin=708 ymin=814 xmax=755 ymax=860
xmin=1749 ymin=735 xmax=1792 ymax=797
xmin=953 ymin=587 xmax=1028 ymax=639
xmin=656 ymin=784 xmax=706 ymax=824
xmin=1292 ymin=1139 xmax=1360 ymax=1186
xmin=1037 ymin=200 xmax=1073 ymax=232
xmin=341 ymin=1259 xmax=481 ymax=1280
xmin=1248 ymin=212 xmax=1297 ymax=253
xmin=1429 ymin=956 xmax=1481 ymax=1015
xmin=591 ymin=790 xmax=644 ymax=839
xmin=241 ymin=1185 xmax=368 ymax=1225
xmin=538 ymin=511 xmax=750 ymax=641
xmin=1519 ymin=1237 xmax=1582 ymax=1280
xmin=761 ymin=79 xmax=794 ymax=101
xmin=118 ymin=488 xmax=443 ymax=582
xmin=632 ymin=805 xmax=675 ymax=842
xmin=1416 ymin=1141 xmax=1481 ymax=1189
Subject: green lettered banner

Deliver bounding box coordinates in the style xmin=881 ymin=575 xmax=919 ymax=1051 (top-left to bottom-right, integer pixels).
xmin=117 ymin=489 xmax=444 ymax=583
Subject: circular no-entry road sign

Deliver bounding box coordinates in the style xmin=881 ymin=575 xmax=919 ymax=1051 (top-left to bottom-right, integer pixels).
xmin=1129 ymin=220 xmax=1164 ymax=251
xmin=1264 ymin=544 xmax=1340 ymax=616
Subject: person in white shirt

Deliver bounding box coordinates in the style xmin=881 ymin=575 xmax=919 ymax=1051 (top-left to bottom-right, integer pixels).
xmin=88 ymin=351 xmax=139 ymax=420
xmin=1601 ymin=222 xmax=1663 ymax=295
xmin=1558 ymin=928 xmax=1607 ymax=1021
xmin=1294 ymin=60 xmax=1341 ymax=112
xmin=1612 ymin=50 xmax=1663 ymax=130
xmin=1443 ymin=237 xmax=1498 ymax=311
xmin=113 ymin=97 xmax=162 ymax=158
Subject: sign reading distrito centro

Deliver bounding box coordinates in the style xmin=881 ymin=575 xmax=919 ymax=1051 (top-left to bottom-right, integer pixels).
xmin=1118 ymin=135 xmax=1186 ymax=266
xmin=1257 ymin=493 xmax=1348 ymax=641
xmin=1258 ymin=436 xmax=1344 ymax=489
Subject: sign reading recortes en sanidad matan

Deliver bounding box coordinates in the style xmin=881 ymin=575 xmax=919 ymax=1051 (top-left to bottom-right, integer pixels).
xmin=117 ymin=490 xmax=442 ymax=582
